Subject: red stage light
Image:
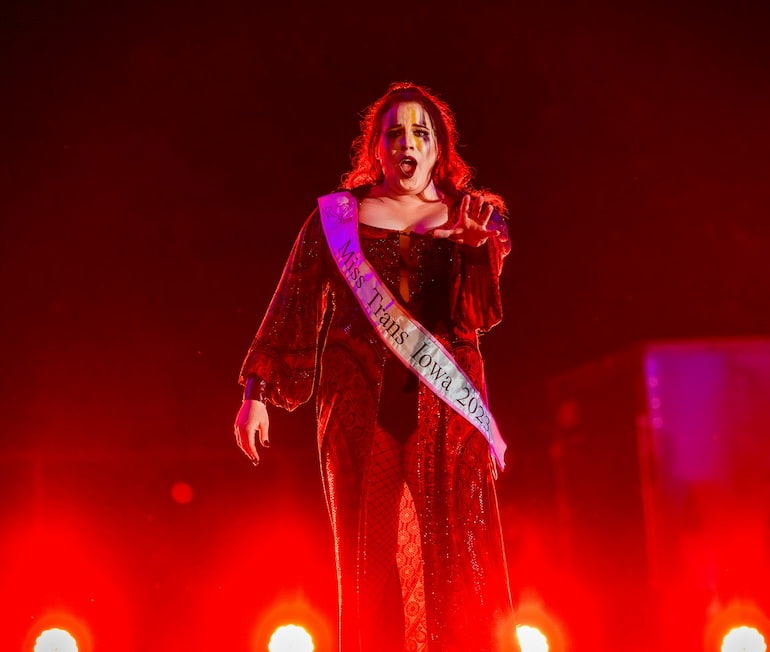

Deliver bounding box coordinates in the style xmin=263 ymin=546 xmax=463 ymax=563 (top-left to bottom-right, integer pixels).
xmin=517 ymin=624 xmax=549 ymax=652
xmin=34 ymin=628 xmax=79 ymax=652
xmin=4 ymin=513 xmax=132 ymax=652
xmin=705 ymin=600 xmax=770 ymax=652
xmin=250 ymin=597 xmax=332 ymax=652
xmin=507 ymin=594 xmax=568 ymax=652
xmin=22 ymin=612 xmax=93 ymax=652
xmin=268 ymin=624 xmax=315 ymax=652
xmin=721 ymin=626 xmax=767 ymax=652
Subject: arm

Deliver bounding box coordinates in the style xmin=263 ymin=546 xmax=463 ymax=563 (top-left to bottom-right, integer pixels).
xmin=238 ymin=211 xmax=330 ymax=406
xmin=233 ymin=212 xmax=330 ymax=463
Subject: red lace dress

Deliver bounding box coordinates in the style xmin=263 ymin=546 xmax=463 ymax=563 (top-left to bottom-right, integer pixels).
xmin=239 ymin=200 xmax=512 ymax=651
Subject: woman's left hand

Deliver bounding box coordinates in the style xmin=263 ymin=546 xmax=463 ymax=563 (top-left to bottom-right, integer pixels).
xmin=432 ymin=193 xmax=498 ymax=247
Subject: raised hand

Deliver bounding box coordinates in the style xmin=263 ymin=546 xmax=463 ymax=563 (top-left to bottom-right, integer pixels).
xmin=431 ymin=193 xmax=499 ymax=247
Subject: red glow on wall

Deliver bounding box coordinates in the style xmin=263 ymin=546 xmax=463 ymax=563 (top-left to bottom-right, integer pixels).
xmin=188 ymin=499 xmax=335 ymax=650
xmin=170 ymin=480 xmax=194 ymax=505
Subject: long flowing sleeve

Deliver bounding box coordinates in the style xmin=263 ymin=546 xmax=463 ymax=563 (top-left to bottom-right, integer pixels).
xmin=451 ymin=210 xmax=511 ymax=333
xmin=238 ymin=211 xmax=330 ymax=411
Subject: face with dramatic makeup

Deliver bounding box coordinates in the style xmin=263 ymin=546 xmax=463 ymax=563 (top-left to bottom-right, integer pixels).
xmin=376 ymin=101 xmax=439 ymax=197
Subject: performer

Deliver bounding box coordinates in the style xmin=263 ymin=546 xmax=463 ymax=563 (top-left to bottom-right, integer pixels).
xmin=234 ymin=82 xmax=516 ymax=651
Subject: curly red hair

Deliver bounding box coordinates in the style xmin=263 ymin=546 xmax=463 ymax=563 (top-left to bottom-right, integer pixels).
xmin=340 ymin=82 xmax=506 ymax=215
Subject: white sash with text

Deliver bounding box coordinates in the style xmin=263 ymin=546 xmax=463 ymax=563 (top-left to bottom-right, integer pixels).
xmin=318 ymin=191 xmax=506 ymax=470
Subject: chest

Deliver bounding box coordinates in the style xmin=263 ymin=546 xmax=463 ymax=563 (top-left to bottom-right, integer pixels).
xmin=358 ymin=198 xmax=450 ymax=233
xmin=358 ymin=227 xmax=455 ymax=305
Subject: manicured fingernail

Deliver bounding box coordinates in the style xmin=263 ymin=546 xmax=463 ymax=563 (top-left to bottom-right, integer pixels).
xmin=263 ymin=440 xmax=270 ymax=448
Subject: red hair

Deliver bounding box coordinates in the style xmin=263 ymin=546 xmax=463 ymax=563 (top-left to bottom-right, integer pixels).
xmin=340 ymin=82 xmax=507 ymax=215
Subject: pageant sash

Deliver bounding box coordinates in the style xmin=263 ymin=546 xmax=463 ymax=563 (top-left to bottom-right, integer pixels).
xmin=318 ymin=191 xmax=507 ymax=470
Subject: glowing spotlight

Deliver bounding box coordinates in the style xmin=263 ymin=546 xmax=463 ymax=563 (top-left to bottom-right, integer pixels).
xmin=267 ymin=624 xmax=314 ymax=652
xmin=34 ymin=628 xmax=79 ymax=652
xmin=517 ymin=624 xmax=549 ymax=652
xmin=722 ymin=626 xmax=767 ymax=652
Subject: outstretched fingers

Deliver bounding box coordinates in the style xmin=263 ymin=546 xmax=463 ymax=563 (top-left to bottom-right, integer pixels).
xmin=431 ymin=194 xmax=499 ymax=246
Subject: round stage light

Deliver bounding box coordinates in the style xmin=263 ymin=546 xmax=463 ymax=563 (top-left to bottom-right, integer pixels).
xmin=517 ymin=624 xmax=550 ymax=652
xmin=267 ymin=624 xmax=314 ymax=652
xmin=34 ymin=628 xmax=79 ymax=652
xmin=721 ymin=626 xmax=767 ymax=652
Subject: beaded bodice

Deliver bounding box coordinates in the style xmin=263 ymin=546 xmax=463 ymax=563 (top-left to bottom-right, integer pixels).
xmin=359 ymin=223 xmax=454 ymax=329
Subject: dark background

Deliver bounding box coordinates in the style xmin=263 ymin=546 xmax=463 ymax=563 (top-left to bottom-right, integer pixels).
xmin=1 ymin=0 xmax=769 ymax=649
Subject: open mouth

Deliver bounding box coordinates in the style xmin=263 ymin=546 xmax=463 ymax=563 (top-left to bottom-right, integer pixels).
xmin=398 ymin=156 xmax=417 ymax=178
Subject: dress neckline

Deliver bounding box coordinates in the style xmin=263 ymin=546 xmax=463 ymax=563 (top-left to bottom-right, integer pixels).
xmin=358 ymin=221 xmax=436 ymax=237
